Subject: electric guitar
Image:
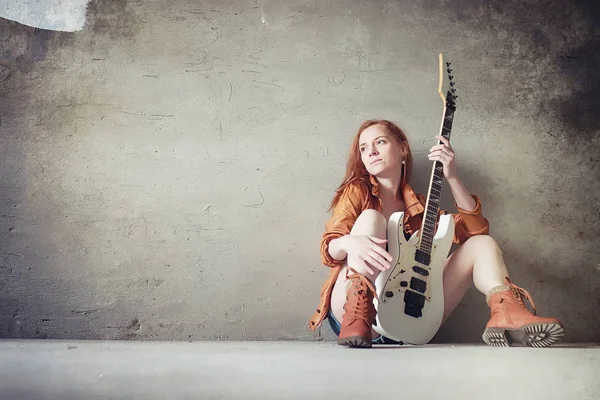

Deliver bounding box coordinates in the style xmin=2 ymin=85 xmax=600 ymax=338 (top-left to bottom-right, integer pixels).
xmin=373 ymin=53 xmax=458 ymax=345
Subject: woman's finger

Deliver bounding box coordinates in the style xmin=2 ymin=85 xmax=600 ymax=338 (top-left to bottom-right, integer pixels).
xmin=368 ymin=258 xmax=387 ymax=272
xmin=371 ymin=244 xmax=393 ymax=261
xmin=368 ymin=236 xmax=387 ymax=244
xmin=436 ymin=135 xmax=451 ymax=147
xmin=429 ymin=149 xmax=452 ymax=159
xmin=362 ymin=262 xmax=375 ymax=276
xmin=368 ymin=250 xmax=390 ymax=270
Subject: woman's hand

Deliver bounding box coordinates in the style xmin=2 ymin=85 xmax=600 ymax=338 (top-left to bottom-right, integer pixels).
xmin=341 ymin=235 xmax=392 ymax=275
xmin=428 ymin=135 xmax=457 ymax=181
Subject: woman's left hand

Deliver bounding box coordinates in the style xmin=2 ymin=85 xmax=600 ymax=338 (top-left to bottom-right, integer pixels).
xmin=428 ymin=135 xmax=457 ymax=180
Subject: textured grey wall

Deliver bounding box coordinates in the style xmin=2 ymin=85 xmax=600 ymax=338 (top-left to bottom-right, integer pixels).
xmin=0 ymin=0 xmax=598 ymax=343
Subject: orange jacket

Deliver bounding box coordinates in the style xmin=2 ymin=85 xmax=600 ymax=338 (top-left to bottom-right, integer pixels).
xmin=308 ymin=175 xmax=489 ymax=331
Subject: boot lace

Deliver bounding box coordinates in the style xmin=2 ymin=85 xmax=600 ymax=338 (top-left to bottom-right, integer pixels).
xmin=344 ymin=268 xmax=377 ymax=322
xmin=506 ymin=277 xmax=537 ymax=315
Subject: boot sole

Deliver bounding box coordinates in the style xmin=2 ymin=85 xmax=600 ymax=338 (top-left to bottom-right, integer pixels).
xmin=482 ymin=322 xmax=564 ymax=348
xmin=338 ymin=336 xmax=372 ymax=348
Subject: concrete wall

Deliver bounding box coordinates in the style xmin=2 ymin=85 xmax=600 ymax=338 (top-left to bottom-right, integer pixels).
xmin=0 ymin=0 xmax=598 ymax=343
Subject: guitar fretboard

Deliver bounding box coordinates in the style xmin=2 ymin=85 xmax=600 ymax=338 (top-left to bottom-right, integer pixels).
xmin=418 ymin=97 xmax=456 ymax=257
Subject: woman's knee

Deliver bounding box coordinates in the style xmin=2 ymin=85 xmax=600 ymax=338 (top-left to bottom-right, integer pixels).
xmin=355 ymin=209 xmax=386 ymax=227
xmin=463 ymin=234 xmax=502 ymax=254
xmin=352 ymin=209 xmax=386 ymax=236
xmin=358 ymin=208 xmax=385 ymax=221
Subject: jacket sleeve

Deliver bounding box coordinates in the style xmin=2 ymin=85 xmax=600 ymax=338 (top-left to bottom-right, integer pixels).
xmin=320 ymin=184 xmax=366 ymax=267
xmin=448 ymin=194 xmax=490 ymax=244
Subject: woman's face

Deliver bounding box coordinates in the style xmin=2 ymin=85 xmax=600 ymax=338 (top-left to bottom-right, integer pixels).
xmin=359 ymin=124 xmax=403 ymax=177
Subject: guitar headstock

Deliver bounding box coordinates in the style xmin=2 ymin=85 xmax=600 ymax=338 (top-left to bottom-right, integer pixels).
xmin=438 ymin=52 xmax=456 ymax=110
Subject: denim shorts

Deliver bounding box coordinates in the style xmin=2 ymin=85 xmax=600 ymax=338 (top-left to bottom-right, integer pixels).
xmin=327 ymin=310 xmax=402 ymax=345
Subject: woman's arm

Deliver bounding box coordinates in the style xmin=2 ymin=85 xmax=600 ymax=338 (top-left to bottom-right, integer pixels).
xmin=446 ymin=175 xmax=477 ymax=212
xmin=328 ymin=236 xmax=348 ymax=261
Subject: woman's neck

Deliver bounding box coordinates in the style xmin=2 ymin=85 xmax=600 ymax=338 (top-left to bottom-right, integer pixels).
xmin=375 ymin=176 xmax=403 ymax=204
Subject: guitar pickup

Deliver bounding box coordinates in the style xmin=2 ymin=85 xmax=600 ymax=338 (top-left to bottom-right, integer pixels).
xmin=412 ymin=266 xmax=429 ymax=276
xmin=410 ymin=277 xmax=427 ymax=294
xmin=404 ymin=290 xmax=425 ymax=318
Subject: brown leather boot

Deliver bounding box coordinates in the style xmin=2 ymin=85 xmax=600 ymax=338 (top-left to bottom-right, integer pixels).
xmin=337 ymin=269 xmax=377 ymax=348
xmin=482 ymin=277 xmax=564 ymax=347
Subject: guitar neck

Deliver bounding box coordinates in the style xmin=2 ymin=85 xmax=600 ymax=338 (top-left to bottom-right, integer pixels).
xmin=418 ymin=97 xmax=456 ymax=256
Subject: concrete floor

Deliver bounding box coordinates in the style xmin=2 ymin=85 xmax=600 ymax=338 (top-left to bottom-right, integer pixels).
xmin=0 ymin=340 xmax=598 ymax=400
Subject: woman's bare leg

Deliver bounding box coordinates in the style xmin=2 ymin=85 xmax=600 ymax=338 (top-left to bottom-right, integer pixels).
xmin=330 ymin=209 xmax=387 ymax=331
xmin=441 ymin=234 xmax=509 ymax=322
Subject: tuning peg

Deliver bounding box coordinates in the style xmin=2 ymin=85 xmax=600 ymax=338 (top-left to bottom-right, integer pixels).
xmin=450 ymin=81 xmax=455 ymax=87
xmin=446 ymin=62 xmax=450 ymax=66
xmin=451 ymin=88 xmax=456 ymax=93
xmin=449 ymin=75 xmax=454 ymax=80
xmin=447 ymin=68 xmax=453 ymax=73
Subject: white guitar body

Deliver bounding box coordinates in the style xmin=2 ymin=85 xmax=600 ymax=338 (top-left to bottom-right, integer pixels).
xmin=373 ymin=211 xmax=455 ymax=345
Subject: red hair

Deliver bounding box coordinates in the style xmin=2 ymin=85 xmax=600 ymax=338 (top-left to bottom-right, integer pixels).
xmin=329 ymin=119 xmax=413 ymax=210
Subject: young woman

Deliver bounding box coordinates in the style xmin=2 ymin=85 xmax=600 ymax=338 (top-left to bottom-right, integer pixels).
xmin=308 ymin=119 xmax=564 ymax=348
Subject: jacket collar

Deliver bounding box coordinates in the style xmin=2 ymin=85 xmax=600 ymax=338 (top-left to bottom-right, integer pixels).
xmin=368 ymin=174 xmax=424 ymax=217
